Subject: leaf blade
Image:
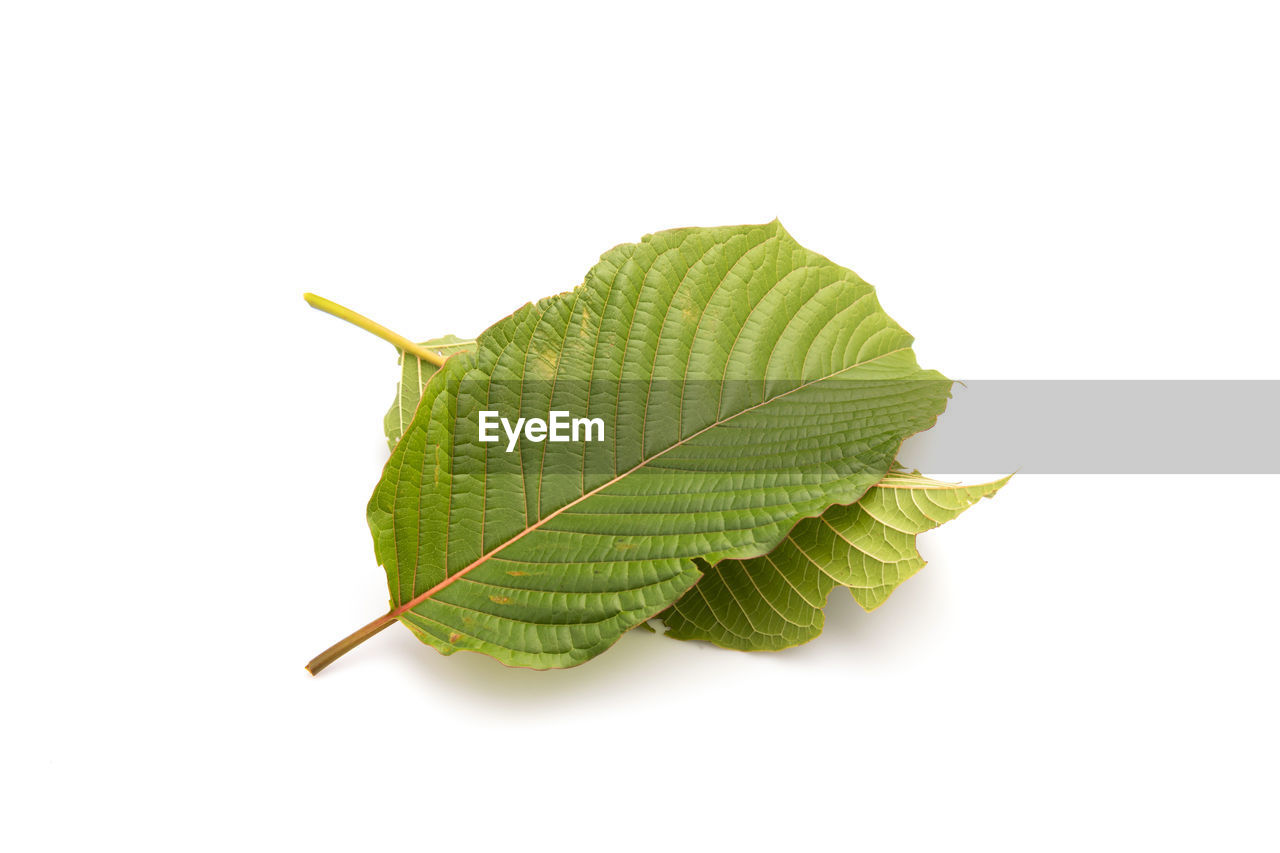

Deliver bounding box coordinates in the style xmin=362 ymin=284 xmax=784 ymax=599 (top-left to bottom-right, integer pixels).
xmin=369 ymin=222 xmax=952 ymax=667
xmin=660 ymin=472 xmax=1010 ymax=650
xmin=383 ymin=334 xmax=477 ymax=449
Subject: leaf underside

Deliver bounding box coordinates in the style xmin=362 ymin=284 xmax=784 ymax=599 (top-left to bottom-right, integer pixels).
xmin=368 ymin=221 xmax=952 ymax=668
xmin=383 ymin=335 xmax=477 ymax=449
xmin=659 ymin=472 xmax=1009 ymax=650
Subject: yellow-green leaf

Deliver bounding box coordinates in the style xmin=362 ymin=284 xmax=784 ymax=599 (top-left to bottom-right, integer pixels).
xmin=660 ymin=472 xmax=1009 ymax=650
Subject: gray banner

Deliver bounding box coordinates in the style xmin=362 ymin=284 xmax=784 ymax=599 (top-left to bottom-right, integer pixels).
xmin=431 ymin=378 xmax=1280 ymax=475
xmin=897 ymin=381 xmax=1280 ymax=474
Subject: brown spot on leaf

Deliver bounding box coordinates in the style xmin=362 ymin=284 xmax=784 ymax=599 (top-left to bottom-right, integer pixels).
xmin=489 ymin=595 xmax=512 ymax=605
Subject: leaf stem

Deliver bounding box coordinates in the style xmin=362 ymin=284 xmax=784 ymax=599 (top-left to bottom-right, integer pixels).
xmin=305 ymin=611 xmax=397 ymax=675
xmin=303 ymin=293 xmax=447 ymax=367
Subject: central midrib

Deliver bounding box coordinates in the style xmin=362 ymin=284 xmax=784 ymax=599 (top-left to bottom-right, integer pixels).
xmin=389 ymin=346 xmax=915 ymax=620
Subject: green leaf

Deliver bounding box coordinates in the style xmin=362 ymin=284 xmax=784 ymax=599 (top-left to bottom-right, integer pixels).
xmin=343 ymin=221 xmax=952 ymax=670
xmin=383 ymin=335 xmax=477 ymax=448
xmin=660 ymin=472 xmax=1009 ymax=650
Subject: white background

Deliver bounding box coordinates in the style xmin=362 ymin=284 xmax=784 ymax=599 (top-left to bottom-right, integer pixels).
xmin=3 ymin=2 xmax=1277 ymax=851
